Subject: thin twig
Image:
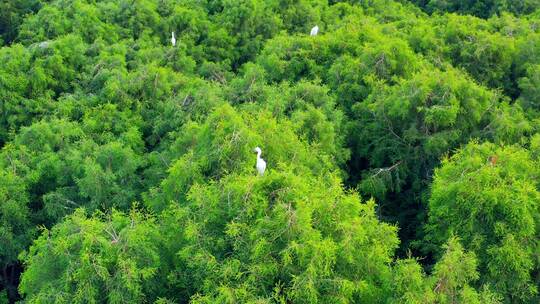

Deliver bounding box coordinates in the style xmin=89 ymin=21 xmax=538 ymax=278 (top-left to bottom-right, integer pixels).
xmin=371 ymin=161 xmax=402 ymax=178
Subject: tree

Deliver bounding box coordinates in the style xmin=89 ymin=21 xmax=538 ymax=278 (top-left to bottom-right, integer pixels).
xmin=0 ymin=0 xmax=42 ymax=45
xmin=424 ymin=141 xmax=540 ymax=302
xmin=146 ymin=104 xmax=401 ymax=303
xmin=518 ymin=64 xmax=540 ymax=110
xmin=0 ymin=170 xmax=33 ymax=301
xmin=350 ymin=67 xmax=498 ymax=248
xmin=19 ymin=208 xmax=162 ymax=303
xmin=410 ymin=0 xmax=540 ymax=18
xmin=390 ymin=237 xmax=502 ymax=304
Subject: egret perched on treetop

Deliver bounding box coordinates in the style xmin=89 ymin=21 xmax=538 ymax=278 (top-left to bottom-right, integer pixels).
xmin=254 ymin=147 xmax=266 ymax=176
xmin=310 ymin=25 xmax=319 ymax=36
xmin=171 ymin=32 xmax=176 ymax=46
xmin=38 ymin=41 xmax=50 ymax=48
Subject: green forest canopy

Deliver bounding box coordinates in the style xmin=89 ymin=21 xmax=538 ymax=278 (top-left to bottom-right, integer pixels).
xmin=0 ymin=0 xmax=539 ymax=303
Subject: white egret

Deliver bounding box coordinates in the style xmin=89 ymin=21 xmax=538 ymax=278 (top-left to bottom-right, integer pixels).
xmin=171 ymin=31 xmax=176 ymax=47
xmin=254 ymin=147 xmax=266 ymax=176
xmin=310 ymin=25 xmax=319 ymax=36
xmin=38 ymin=41 xmax=50 ymax=48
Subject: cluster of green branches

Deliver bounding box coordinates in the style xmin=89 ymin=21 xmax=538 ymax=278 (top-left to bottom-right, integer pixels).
xmin=0 ymin=0 xmax=539 ymax=303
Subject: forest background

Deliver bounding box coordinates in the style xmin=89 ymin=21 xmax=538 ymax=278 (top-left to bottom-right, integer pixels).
xmin=0 ymin=0 xmax=540 ymax=303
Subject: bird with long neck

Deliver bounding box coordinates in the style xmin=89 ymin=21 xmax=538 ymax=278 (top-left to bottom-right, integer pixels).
xmin=171 ymin=31 xmax=176 ymax=46
xmin=254 ymin=147 xmax=266 ymax=176
xmin=310 ymin=25 xmax=319 ymax=36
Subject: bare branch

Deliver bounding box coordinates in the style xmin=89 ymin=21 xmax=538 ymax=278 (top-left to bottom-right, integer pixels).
xmin=370 ymin=161 xmax=402 ymax=178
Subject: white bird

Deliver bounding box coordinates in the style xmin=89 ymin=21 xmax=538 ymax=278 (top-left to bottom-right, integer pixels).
xmin=310 ymin=25 xmax=319 ymax=36
xmin=171 ymin=31 xmax=176 ymax=47
xmin=38 ymin=41 xmax=50 ymax=48
xmin=254 ymin=147 xmax=267 ymax=176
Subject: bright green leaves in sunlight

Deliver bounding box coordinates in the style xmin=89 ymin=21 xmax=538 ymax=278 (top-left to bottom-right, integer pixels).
xmin=20 ymin=104 xmax=401 ymax=303
xmin=145 ymin=104 xmax=336 ymax=212
xmin=425 ymin=141 xmax=540 ymax=302
xmin=390 ymin=237 xmax=501 ymax=304
xmin=19 ymin=208 xmax=160 ymax=304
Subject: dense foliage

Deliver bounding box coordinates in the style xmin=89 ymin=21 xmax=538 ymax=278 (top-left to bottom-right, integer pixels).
xmin=408 ymin=0 xmax=540 ymax=18
xmin=0 ymin=0 xmax=539 ymax=303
